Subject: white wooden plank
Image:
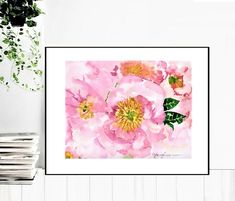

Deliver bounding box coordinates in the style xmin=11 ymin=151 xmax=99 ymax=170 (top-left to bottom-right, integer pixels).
xmin=22 ymin=169 xmax=44 ymax=201
xmin=0 ymin=185 xmax=21 ymax=201
xmin=67 ymin=176 xmax=89 ymax=201
xmin=90 ymin=176 xmax=112 ymax=201
xmin=157 ymin=176 xmax=177 ymax=201
xmin=177 ymin=176 xmax=204 ymax=201
xmin=228 ymin=170 xmax=235 ymax=201
xmin=44 ymin=175 xmax=67 ymax=201
xmin=205 ymin=170 xmax=222 ymax=201
xmin=143 ymin=176 xmax=157 ymax=201
xmin=134 ymin=176 xmax=144 ymax=201
xmin=135 ymin=176 xmax=156 ymax=201
xmin=221 ymin=170 xmax=235 ymax=201
xmin=221 ymin=170 xmax=231 ymax=201
xmin=113 ymin=176 xmax=135 ymax=201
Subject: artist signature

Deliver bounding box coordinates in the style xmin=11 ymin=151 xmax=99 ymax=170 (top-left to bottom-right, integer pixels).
xmin=152 ymin=152 xmax=182 ymax=158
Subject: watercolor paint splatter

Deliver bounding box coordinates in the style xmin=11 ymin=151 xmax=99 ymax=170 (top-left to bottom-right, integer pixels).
xmin=65 ymin=61 xmax=192 ymax=159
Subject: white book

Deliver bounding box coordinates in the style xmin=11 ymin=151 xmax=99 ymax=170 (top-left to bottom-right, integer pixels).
xmin=0 ymin=157 xmax=39 ymax=169
xmin=0 ymin=133 xmax=39 ymax=142
xmin=0 ymin=169 xmax=37 ymax=179
xmin=0 ymin=173 xmax=37 ymax=185
xmin=0 ymin=146 xmax=39 ymax=153
xmin=0 ymin=152 xmax=40 ymax=159
xmin=0 ymin=155 xmax=39 ymax=164
xmin=0 ymin=141 xmax=39 ymax=147
xmin=0 ymin=138 xmax=39 ymax=143
xmin=0 ymin=179 xmax=34 ymax=185
xmin=0 ymin=164 xmax=36 ymax=170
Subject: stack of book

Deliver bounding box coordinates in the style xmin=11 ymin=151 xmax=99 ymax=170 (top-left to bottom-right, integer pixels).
xmin=0 ymin=133 xmax=40 ymax=185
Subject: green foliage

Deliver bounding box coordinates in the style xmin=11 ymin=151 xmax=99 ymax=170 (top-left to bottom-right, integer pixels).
xmin=163 ymin=98 xmax=179 ymax=111
xmin=0 ymin=25 xmax=43 ymax=91
xmin=163 ymin=98 xmax=186 ymax=130
xmin=164 ymin=111 xmax=186 ymax=124
xmin=0 ymin=0 xmax=44 ymax=91
xmin=0 ymin=0 xmax=44 ymax=27
xmin=164 ymin=111 xmax=186 ymax=130
xmin=26 ymin=20 xmax=36 ymax=27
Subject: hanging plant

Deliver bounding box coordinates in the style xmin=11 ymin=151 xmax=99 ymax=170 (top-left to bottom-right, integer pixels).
xmin=0 ymin=0 xmax=44 ymax=27
xmin=0 ymin=0 xmax=44 ymax=91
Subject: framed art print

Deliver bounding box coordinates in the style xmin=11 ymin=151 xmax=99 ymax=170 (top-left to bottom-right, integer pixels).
xmin=45 ymin=47 xmax=209 ymax=175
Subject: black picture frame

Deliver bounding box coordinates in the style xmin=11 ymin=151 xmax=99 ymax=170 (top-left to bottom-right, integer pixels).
xmin=45 ymin=46 xmax=210 ymax=175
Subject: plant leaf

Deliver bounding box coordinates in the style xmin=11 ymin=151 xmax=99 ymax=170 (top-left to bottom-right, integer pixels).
xmin=164 ymin=111 xmax=186 ymax=126
xmin=26 ymin=20 xmax=36 ymax=27
xmin=2 ymin=38 xmax=9 ymax=44
xmin=164 ymin=121 xmax=174 ymax=130
xmin=163 ymin=98 xmax=179 ymax=111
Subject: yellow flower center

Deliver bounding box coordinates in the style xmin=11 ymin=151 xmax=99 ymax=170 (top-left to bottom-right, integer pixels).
xmin=115 ymin=97 xmax=144 ymax=132
xmin=65 ymin=151 xmax=73 ymax=159
xmin=77 ymin=99 xmax=94 ymax=119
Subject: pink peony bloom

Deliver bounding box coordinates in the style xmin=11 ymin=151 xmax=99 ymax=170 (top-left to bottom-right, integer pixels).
xmin=65 ymin=60 xmax=192 ymax=159
xmin=163 ymin=63 xmax=192 ymax=96
xmin=83 ymin=61 xmax=121 ymax=98
xmin=65 ymin=79 xmax=108 ymax=158
xmin=97 ymin=76 xmax=166 ymax=158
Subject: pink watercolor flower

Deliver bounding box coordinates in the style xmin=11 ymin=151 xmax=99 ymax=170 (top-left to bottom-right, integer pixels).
xmin=83 ymin=61 xmax=121 ymax=98
xmin=164 ymin=64 xmax=192 ymax=96
xmin=65 ymin=142 xmax=79 ymax=159
xmin=66 ymin=61 xmax=120 ymax=99
xmin=120 ymin=61 xmax=165 ymax=85
xmin=97 ymin=76 xmax=166 ymax=158
xmin=65 ymin=79 xmax=108 ymax=158
xmin=65 ymin=61 xmax=192 ymax=159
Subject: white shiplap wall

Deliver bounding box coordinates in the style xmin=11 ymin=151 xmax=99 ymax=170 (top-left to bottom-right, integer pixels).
xmin=1 ymin=170 xmax=235 ymax=201
xmin=43 ymin=0 xmax=235 ymax=170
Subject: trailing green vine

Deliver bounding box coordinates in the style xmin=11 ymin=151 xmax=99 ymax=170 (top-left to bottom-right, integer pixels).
xmin=0 ymin=0 xmax=44 ymax=91
xmin=0 ymin=24 xmax=43 ymax=91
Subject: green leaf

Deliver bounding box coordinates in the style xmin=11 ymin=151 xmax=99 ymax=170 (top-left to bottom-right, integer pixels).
xmin=164 ymin=111 xmax=186 ymax=129
xmin=26 ymin=20 xmax=36 ymax=27
xmin=1 ymin=20 xmax=9 ymax=26
xmin=2 ymin=38 xmax=9 ymax=44
xmin=0 ymin=76 xmax=4 ymax=82
xmin=34 ymin=69 xmax=42 ymax=76
xmin=163 ymin=98 xmax=179 ymax=111
xmin=12 ymin=72 xmax=19 ymax=83
xmin=34 ymin=40 xmax=39 ymax=46
xmin=164 ymin=111 xmax=186 ymax=125
xmin=164 ymin=121 xmax=174 ymax=130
